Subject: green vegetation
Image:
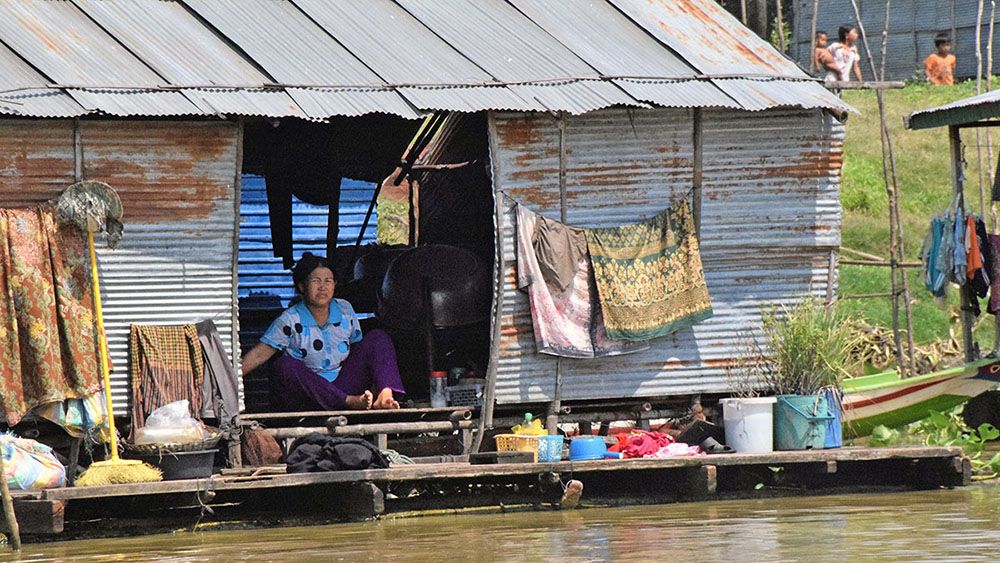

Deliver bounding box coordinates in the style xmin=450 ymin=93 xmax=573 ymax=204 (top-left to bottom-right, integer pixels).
xmin=869 ymin=409 xmax=1000 ymax=478
xmin=728 ymin=300 xmax=859 ymax=395
xmin=838 ymin=81 xmax=997 ymax=349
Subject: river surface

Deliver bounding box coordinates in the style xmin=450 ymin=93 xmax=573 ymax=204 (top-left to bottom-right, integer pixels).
xmin=14 ymin=483 xmax=1000 ymax=562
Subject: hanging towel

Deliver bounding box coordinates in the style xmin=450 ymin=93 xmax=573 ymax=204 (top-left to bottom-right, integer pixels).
xmin=920 ymin=215 xmax=948 ymax=297
xmin=129 ymin=324 xmax=204 ymax=431
xmin=515 ymin=203 xmax=644 ymax=358
xmin=533 ymin=213 xmax=587 ymax=293
xmin=196 ymin=320 xmax=240 ymax=432
xmin=585 ymin=199 xmax=713 ymax=341
xmin=0 ymin=207 xmax=103 ymax=426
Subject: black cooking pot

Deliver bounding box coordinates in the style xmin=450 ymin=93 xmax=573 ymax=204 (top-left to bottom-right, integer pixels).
xmin=378 ymin=244 xmax=491 ymax=330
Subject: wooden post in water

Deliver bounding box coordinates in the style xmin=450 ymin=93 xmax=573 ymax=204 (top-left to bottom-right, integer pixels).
xmin=951 ymin=126 xmax=978 ymax=362
xmin=546 ymin=113 xmax=568 ymax=435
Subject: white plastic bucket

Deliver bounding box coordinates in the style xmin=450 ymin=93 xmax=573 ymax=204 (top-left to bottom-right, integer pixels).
xmin=720 ymin=397 xmax=777 ymax=453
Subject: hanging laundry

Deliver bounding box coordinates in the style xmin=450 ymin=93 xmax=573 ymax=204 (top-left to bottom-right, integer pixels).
xmin=515 ymin=202 xmax=644 ymax=358
xmin=989 ymin=234 xmax=1000 ymax=315
xmin=196 ymin=320 xmax=240 ymax=432
xmin=377 ymin=167 xmax=415 ymax=247
xmin=953 ymin=206 xmax=967 ymax=285
xmin=28 ymin=391 xmax=108 ymax=440
xmin=920 ymin=215 xmax=948 ymax=297
xmin=967 ymin=216 xmax=991 ymax=299
xmin=0 ymin=207 xmax=103 ymax=426
xmin=129 ymin=324 xmax=205 ymax=431
xmin=585 ymin=200 xmax=713 ymax=341
xmin=533 ymin=213 xmax=587 ymax=293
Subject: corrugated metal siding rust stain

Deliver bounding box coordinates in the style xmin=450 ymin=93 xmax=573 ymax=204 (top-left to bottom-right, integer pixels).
xmin=489 ymin=107 xmax=843 ymax=403
xmin=662 ymin=0 xmax=779 ymax=72
xmin=81 ymin=122 xmax=233 ymax=223
xmin=0 ymin=120 xmax=75 ymax=206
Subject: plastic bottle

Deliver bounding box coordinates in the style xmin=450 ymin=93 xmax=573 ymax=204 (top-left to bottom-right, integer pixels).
xmin=429 ymin=371 xmax=447 ymax=408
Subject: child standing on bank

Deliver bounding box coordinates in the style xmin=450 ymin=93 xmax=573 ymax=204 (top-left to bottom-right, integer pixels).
xmin=924 ymin=33 xmax=957 ymax=85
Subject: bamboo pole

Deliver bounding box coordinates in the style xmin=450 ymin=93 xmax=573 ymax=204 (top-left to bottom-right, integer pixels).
xmin=989 ymin=1 xmax=998 ymax=233
xmin=810 ymin=0 xmax=820 ymax=72
xmin=741 ymin=0 xmax=748 ymax=25
xmin=776 ymin=0 xmax=786 ymax=53
xmin=849 ymin=0 xmax=916 ymax=375
xmin=977 ymin=0 xmax=988 ymax=218
xmin=0 ymin=449 xmax=20 ymax=551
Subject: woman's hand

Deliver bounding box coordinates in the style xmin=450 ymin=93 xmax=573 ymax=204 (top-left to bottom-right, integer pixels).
xmin=241 ymin=342 xmax=278 ymax=376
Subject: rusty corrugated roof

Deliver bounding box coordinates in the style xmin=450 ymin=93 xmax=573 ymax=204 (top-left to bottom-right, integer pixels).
xmin=0 ymin=0 xmax=850 ymax=119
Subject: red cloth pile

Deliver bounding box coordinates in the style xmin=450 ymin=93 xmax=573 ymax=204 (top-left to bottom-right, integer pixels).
xmin=608 ymin=430 xmax=675 ymax=459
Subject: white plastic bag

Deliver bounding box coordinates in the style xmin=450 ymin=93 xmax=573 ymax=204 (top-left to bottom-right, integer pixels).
xmin=134 ymin=400 xmax=210 ymax=445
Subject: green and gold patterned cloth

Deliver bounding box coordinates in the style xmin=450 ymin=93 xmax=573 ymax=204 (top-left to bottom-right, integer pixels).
xmin=585 ymin=200 xmax=713 ymax=341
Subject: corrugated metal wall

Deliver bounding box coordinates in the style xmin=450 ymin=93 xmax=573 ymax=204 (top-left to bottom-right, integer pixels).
xmin=0 ymin=119 xmax=240 ymax=412
xmin=490 ymin=107 xmax=843 ymax=404
xmin=237 ymin=174 xmax=378 ymax=310
xmin=792 ymin=0 xmax=999 ymax=81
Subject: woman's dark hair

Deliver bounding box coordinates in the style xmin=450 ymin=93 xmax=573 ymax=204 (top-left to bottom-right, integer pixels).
xmin=838 ymin=24 xmax=855 ymax=43
xmin=291 ymin=252 xmax=336 ymax=294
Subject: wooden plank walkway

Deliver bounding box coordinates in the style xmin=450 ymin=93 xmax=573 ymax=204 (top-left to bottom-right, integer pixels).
xmin=9 ymin=446 xmax=970 ymax=540
xmin=12 ymin=446 xmax=963 ymax=501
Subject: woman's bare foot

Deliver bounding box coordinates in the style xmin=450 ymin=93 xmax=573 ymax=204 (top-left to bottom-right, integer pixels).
xmin=372 ymin=387 xmax=400 ymax=410
xmin=345 ymin=390 xmax=373 ymax=410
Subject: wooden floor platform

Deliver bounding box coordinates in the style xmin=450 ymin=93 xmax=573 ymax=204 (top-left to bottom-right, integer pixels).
xmin=10 ymin=446 xmax=970 ymax=541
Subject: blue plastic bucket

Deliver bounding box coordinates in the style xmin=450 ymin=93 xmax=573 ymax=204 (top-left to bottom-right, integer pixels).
xmin=822 ymin=388 xmax=843 ymax=449
xmin=569 ymin=437 xmax=607 ymax=461
xmin=774 ymin=394 xmax=834 ymax=450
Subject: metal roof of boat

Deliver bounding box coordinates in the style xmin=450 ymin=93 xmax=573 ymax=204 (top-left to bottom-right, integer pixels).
xmin=0 ymin=0 xmax=852 ymax=119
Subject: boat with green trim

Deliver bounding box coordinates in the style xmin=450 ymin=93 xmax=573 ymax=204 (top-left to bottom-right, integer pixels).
xmin=842 ymin=357 xmax=1000 ymax=437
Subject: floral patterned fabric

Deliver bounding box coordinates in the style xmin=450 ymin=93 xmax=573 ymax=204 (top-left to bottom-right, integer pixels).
xmin=515 ymin=202 xmax=645 ymax=358
xmin=0 ymin=207 xmax=102 ymax=425
xmin=585 ymin=200 xmax=713 ymax=341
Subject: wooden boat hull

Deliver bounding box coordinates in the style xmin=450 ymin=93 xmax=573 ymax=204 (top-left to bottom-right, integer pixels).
xmin=842 ymin=358 xmax=1000 ymax=438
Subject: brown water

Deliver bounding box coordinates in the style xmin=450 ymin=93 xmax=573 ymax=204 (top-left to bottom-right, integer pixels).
xmin=14 ymin=484 xmax=1000 ymax=562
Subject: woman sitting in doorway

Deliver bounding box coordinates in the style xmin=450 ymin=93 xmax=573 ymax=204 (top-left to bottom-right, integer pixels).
xmin=241 ymin=253 xmax=405 ymax=410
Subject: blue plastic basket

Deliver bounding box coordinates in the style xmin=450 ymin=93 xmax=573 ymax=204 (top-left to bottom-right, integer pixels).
xmin=536 ymin=435 xmax=565 ymax=462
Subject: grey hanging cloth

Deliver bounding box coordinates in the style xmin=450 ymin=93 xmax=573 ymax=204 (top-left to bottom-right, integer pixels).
xmin=196 ymin=320 xmax=241 ymax=432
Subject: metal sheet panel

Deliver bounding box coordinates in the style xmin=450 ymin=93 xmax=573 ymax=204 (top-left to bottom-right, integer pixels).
xmin=609 ymin=0 xmax=849 ymax=113
xmin=182 ymin=0 xmax=418 ymax=119
xmin=507 ymin=0 xmax=739 ymax=109
xmin=81 ymin=121 xmax=239 ymax=412
xmin=490 ymin=107 xmax=843 ymax=403
xmin=72 ymin=0 xmax=306 ymax=118
xmin=291 ymin=0 xmax=537 ymax=113
xmin=396 ymin=0 xmax=640 ymax=114
xmin=0 ymin=0 xmax=200 ymax=116
xmin=0 ymin=120 xmax=75 ymax=205
xmin=0 ymin=119 xmax=239 ymax=413
xmin=0 ymin=44 xmax=85 ymax=117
